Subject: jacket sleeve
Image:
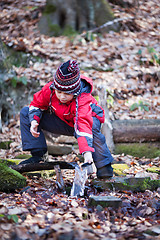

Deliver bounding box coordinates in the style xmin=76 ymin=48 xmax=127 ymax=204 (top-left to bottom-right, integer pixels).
xmin=29 ymin=82 xmax=52 ymax=123
xmin=74 ymin=93 xmax=95 ymax=154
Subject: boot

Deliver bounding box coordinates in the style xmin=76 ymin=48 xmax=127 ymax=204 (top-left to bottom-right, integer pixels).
xmin=97 ymin=163 xmax=113 ymax=179
xmin=18 ymin=149 xmax=48 ymax=165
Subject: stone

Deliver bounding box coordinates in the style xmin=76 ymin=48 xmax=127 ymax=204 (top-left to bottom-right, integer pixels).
xmin=56 ymin=136 xmax=77 ymax=144
xmin=88 ymin=195 xmax=122 ymax=208
xmin=47 ymin=144 xmax=73 ymax=156
xmin=92 ymin=177 xmax=160 ymax=192
xmin=144 ymin=225 xmax=160 ymax=236
xmin=96 ymin=204 xmax=104 ymax=212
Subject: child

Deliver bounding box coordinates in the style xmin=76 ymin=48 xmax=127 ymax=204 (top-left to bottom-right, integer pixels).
xmin=20 ymin=60 xmax=114 ymax=178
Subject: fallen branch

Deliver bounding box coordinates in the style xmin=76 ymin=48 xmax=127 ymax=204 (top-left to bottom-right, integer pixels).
xmin=11 ymin=161 xmax=77 ymax=174
xmin=81 ymin=16 xmax=134 ymax=36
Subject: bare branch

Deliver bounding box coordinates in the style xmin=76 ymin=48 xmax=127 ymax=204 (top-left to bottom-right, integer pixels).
xmin=80 ymin=16 xmax=134 ymax=36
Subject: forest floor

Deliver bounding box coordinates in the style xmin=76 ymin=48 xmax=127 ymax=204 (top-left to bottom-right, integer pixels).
xmin=0 ymin=0 xmax=160 ymax=239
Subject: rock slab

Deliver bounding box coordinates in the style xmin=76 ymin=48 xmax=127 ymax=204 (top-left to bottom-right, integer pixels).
xmin=92 ymin=177 xmax=160 ymax=192
xmin=88 ymin=195 xmax=122 ymax=208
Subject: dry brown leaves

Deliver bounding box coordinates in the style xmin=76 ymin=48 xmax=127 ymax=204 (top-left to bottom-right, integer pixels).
xmin=0 ymin=0 xmax=160 ymax=239
xmin=0 ymin=172 xmax=160 ymax=240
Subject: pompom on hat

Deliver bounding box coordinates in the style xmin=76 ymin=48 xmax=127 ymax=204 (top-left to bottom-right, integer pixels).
xmin=53 ymin=60 xmax=81 ymax=95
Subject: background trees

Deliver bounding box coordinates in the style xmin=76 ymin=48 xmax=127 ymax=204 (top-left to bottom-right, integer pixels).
xmin=38 ymin=0 xmax=116 ymax=36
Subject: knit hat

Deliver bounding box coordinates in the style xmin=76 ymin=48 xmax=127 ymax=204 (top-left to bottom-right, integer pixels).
xmin=53 ymin=60 xmax=81 ymax=95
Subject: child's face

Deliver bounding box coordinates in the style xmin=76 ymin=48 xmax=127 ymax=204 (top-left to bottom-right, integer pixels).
xmin=55 ymin=90 xmax=74 ymax=103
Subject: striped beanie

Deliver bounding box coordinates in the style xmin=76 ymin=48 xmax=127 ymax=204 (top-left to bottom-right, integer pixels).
xmin=53 ymin=60 xmax=81 ymax=95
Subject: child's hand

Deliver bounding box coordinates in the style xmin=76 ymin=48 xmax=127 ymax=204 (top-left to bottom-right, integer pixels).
xmin=30 ymin=120 xmax=40 ymax=138
xmin=83 ymin=151 xmax=96 ymax=175
xmin=83 ymin=151 xmax=93 ymax=164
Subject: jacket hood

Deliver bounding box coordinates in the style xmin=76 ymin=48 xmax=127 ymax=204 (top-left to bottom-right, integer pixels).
xmin=80 ymin=75 xmax=93 ymax=94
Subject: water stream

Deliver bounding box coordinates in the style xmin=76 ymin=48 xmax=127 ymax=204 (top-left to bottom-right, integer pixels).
xmin=70 ymin=165 xmax=88 ymax=197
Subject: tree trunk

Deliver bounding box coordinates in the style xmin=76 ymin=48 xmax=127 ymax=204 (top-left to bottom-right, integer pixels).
xmin=112 ymin=119 xmax=160 ymax=143
xmin=0 ymin=37 xmax=14 ymax=131
xmin=0 ymin=38 xmax=40 ymax=130
xmin=38 ymin=0 xmax=116 ymax=36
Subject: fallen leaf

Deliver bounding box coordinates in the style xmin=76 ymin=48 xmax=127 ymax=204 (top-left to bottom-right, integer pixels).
xmin=71 ymin=200 xmax=78 ymax=208
xmin=0 ymin=223 xmax=12 ymax=231
xmin=8 ymin=207 xmax=28 ymax=215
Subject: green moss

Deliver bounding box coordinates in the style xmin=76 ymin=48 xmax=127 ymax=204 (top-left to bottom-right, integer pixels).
xmin=93 ymin=0 xmax=115 ymax=29
xmin=23 ymin=6 xmax=39 ymax=11
xmin=149 ymin=179 xmax=160 ymax=190
xmin=48 ymin=23 xmax=61 ymax=37
xmin=0 ymin=159 xmax=19 ymax=166
xmin=48 ymin=23 xmax=77 ymax=37
xmin=63 ymin=25 xmax=77 ymax=37
xmin=0 ymin=163 xmax=27 ymax=192
xmin=112 ymin=164 xmax=129 ymax=176
xmin=14 ymin=154 xmax=31 ymax=159
xmin=125 ymin=177 xmax=152 ymax=192
xmin=43 ymin=4 xmax=56 ymax=14
xmin=0 ymin=141 xmax=12 ymax=149
xmin=115 ymin=143 xmax=160 ymax=158
xmin=147 ymin=167 xmax=160 ymax=174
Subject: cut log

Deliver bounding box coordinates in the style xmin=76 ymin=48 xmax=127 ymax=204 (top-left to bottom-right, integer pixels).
xmin=11 ymin=161 xmax=77 ymax=174
xmin=112 ymin=119 xmax=160 ymax=143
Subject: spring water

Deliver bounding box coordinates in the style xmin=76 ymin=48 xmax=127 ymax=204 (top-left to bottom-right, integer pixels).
xmin=70 ymin=165 xmax=88 ymax=197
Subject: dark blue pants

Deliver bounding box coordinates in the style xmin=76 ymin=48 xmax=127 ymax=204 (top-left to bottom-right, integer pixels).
xmin=20 ymin=106 xmax=113 ymax=169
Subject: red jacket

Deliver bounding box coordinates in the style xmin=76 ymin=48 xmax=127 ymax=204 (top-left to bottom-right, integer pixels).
xmin=29 ymin=75 xmax=105 ymax=154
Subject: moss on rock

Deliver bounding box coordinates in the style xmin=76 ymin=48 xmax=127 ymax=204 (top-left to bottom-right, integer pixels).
xmin=0 ymin=159 xmax=19 ymax=166
xmin=124 ymin=177 xmax=153 ymax=192
xmin=112 ymin=164 xmax=129 ymax=176
xmin=0 ymin=161 xmax=27 ymax=192
xmin=0 ymin=141 xmax=12 ymax=149
xmin=147 ymin=167 xmax=160 ymax=175
xmin=92 ymin=177 xmax=160 ymax=192
xmin=14 ymin=154 xmax=31 ymax=159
